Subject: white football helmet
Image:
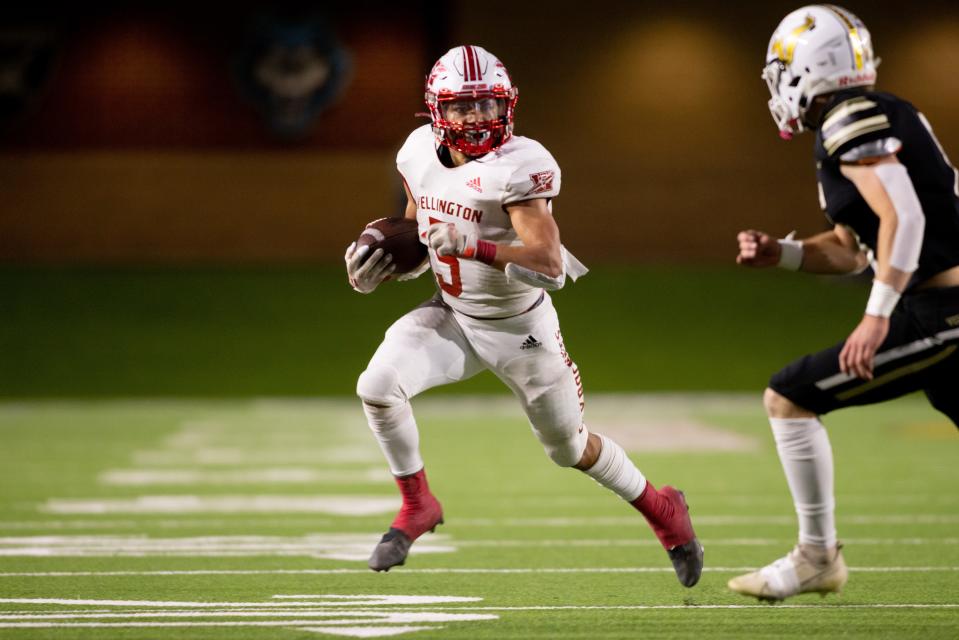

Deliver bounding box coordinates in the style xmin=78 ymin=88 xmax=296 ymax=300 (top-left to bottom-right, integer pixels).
xmin=425 ymin=45 xmax=518 ymax=156
xmin=763 ymin=5 xmax=878 ymax=139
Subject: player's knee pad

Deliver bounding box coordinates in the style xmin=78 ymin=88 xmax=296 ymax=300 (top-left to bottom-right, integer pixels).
xmin=538 ymin=427 xmax=589 ymax=468
xmin=523 ymin=390 xmax=587 ymax=467
xmin=356 ymin=364 xmax=404 ymax=407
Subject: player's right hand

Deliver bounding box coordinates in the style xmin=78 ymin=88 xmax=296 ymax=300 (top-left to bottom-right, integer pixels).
xmin=427 ymin=223 xmax=477 ymax=258
xmin=736 ymin=230 xmax=781 ymax=268
xmin=345 ymin=242 xmax=395 ymax=294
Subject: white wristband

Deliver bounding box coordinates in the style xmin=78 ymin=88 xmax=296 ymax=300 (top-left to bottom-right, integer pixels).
xmin=865 ymin=279 xmax=901 ymax=318
xmin=777 ymin=233 xmax=803 ymax=271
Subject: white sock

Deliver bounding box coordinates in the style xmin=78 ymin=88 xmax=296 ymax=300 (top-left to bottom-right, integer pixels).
xmin=769 ymin=417 xmax=837 ymax=549
xmin=362 ymin=401 xmax=423 ymax=477
xmin=583 ymin=434 xmax=647 ymax=501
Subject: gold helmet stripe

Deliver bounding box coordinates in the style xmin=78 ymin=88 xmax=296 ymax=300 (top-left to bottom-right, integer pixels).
xmin=823 ymin=4 xmax=865 ymax=70
xmin=773 ymin=14 xmax=816 ymax=64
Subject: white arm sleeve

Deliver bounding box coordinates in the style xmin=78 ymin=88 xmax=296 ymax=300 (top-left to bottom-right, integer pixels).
xmin=873 ymin=163 xmax=925 ymax=273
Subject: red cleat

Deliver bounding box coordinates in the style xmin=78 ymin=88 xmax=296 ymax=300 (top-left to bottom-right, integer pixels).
xmin=631 ymin=483 xmax=704 ymax=587
xmin=369 ymin=468 xmax=444 ymax=572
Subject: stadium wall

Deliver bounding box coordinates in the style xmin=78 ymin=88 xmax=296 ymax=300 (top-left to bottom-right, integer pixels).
xmin=1 ymin=2 xmax=958 ymax=265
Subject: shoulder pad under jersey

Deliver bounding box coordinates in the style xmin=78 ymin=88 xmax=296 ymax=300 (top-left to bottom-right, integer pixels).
xmin=838 ymin=137 xmax=902 ymax=163
xmin=396 ymin=124 xmax=434 ymax=166
xmin=500 ymin=136 xmax=561 ymax=205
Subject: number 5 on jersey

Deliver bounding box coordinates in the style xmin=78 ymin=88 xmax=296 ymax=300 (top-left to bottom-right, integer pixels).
xmin=428 ymin=216 xmax=463 ymax=297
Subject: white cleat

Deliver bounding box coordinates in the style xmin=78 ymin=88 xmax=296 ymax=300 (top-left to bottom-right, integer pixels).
xmin=728 ymin=543 xmax=848 ymax=602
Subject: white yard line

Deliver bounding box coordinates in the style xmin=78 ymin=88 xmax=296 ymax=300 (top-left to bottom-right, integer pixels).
xmin=432 ymin=603 xmax=959 ymax=610
xmin=1 ymin=566 xmax=957 ymax=578
xmin=0 ymin=603 xmax=954 ymax=628
xmin=99 ymin=468 xmax=391 ymax=486
xmin=0 ymin=596 xmax=481 ymax=608
xmin=132 ymin=447 xmax=382 ymax=466
xmin=40 ymin=495 xmax=399 ymax=516
xmin=446 ymin=538 xmax=959 ymax=547
xmin=270 ymin=596 xmax=482 ymax=603
xmin=8 ymin=514 xmax=957 ymax=529
xmin=1 ymin=535 xmax=953 ymax=545
xmin=0 ymin=595 xmax=502 ymax=634
xmin=456 ymin=515 xmax=959 ymax=526
xmin=0 ymin=518 xmax=352 ymax=530
xmin=0 ymin=533 xmax=450 ymax=560
xmin=0 ymin=620 xmax=481 ymax=628
xmin=409 ymin=604 xmax=959 ymax=611
xmin=0 ymin=534 xmax=954 ymax=558
xmin=0 ymin=585 xmax=954 ymax=636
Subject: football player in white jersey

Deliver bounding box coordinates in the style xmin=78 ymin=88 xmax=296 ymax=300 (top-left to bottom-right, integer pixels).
xmin=345 ymin=45 xmax=703 ymax=586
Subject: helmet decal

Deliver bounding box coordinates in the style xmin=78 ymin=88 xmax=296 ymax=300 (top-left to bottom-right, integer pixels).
xmin=772 ymin=14 xmax=816 ymax=65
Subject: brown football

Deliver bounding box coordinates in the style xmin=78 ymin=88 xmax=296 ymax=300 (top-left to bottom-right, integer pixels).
xmin=356 ymin=217 xmax=428 ymax=274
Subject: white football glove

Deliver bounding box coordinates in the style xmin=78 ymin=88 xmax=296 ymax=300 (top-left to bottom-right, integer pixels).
xmin=345 ymin=242 xmax=394 ymax=294
xmin=427 ymin=223 xmax=477 ymax=258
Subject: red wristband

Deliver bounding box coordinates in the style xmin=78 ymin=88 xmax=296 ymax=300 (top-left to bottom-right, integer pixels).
xmin=475 ymin=240 xmax=497 ymax=265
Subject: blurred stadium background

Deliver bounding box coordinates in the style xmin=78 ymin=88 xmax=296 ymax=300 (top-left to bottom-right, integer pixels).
xmin=2 ymin=0 xmax=959 ymax=397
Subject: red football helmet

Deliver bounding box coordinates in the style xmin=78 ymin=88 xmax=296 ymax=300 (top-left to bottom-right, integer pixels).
xmin=425 ymin=45 xmax=518 ymax=156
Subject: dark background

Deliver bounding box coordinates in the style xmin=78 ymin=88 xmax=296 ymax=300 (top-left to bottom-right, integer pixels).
xmin=1 ymin=1 xmax=957 ymax=395
xmin=3 ymin=1 xmax=957 ymax=264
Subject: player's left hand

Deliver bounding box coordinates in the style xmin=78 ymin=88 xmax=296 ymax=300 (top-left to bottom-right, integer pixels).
xmin=427 ymin=223 xmax=477 ymax=257
xmin=839 ymin=314 xmax=889 ymax=380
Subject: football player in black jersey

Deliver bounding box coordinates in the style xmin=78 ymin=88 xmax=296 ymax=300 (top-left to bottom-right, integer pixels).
xmin=730 ymin=5 xmax=959 ymax=601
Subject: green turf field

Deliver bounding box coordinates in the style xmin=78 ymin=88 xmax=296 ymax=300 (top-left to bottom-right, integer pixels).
xmin=0 ymin=266 xmax=870 ymax=396
xmin=0 ymin=395 xmax=956 ymax=638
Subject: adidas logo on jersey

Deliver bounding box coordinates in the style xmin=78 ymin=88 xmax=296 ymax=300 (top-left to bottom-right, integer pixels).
xmin=466 ymin=176 xmax=482 ymax=193
xmin=520 ymin=335 xmax=542 ymax=350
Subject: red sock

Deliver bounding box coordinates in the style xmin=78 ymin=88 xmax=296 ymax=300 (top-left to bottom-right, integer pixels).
xmin=630 ymin=482 xmax=692 ymax=550
xmin=631 ymin=482 xmax=673 ymax=522
xmin=391 ymin=468 xmax=443 ymax=540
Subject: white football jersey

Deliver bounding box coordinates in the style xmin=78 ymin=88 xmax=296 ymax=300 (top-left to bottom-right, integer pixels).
xmin=397 ymin=124 xmax=561 ymax=318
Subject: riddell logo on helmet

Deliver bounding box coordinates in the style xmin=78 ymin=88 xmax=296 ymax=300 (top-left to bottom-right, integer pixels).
xmin=838 ymin=72 xmax=876 ymax=86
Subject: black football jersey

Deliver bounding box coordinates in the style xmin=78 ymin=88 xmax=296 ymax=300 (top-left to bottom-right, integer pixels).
xmin=814 ymin=90 xmax=959 ymax=287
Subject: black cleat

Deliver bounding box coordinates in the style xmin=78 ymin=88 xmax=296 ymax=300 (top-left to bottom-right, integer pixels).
xmin=368 ymin=519 xmax=443 ymax=572
xmin=667 ymin=538 xmax=705 ymax=587
xmin=368 ymin=528 xmax=412 ymax=572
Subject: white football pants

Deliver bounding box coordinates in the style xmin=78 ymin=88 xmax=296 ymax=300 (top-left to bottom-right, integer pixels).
xmin=357 ymin=293 xmax=588 ymax=469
